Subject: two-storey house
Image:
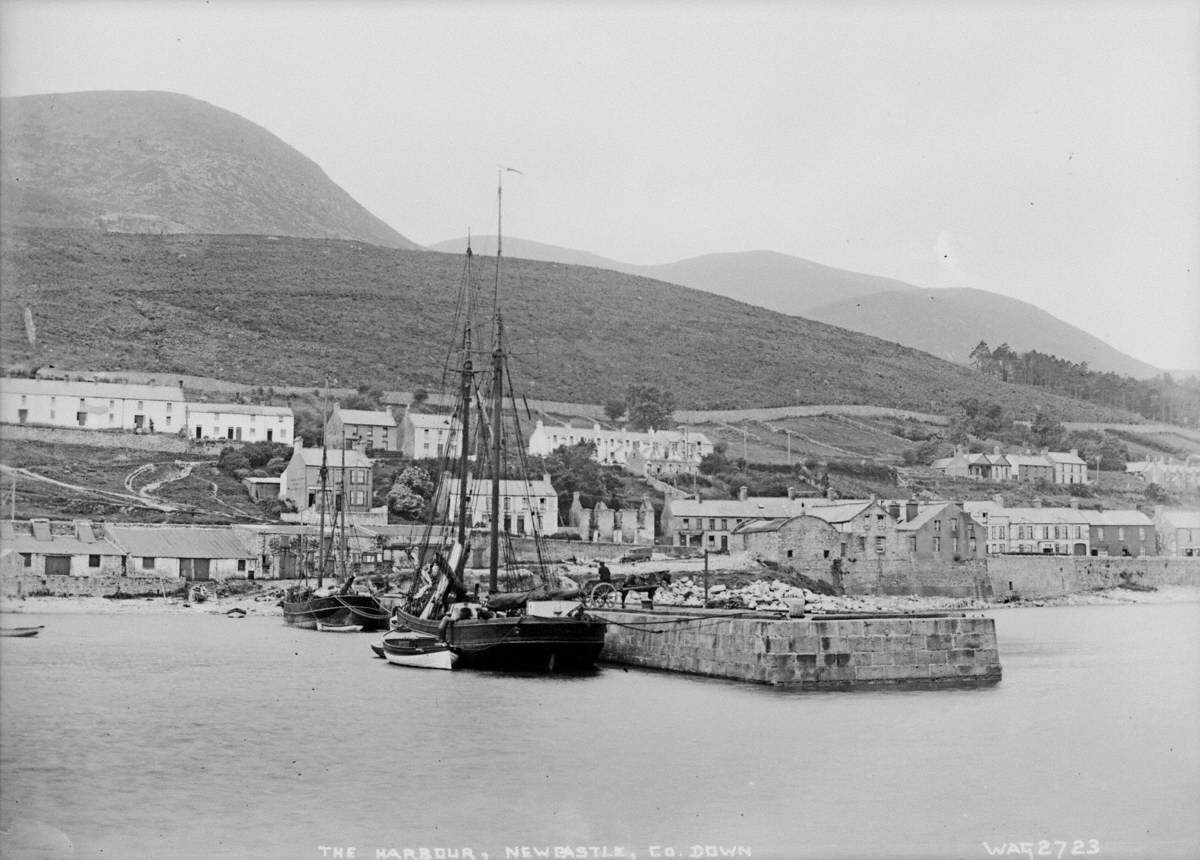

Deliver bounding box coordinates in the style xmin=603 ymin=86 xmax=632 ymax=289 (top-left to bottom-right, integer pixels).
xmin=325 ymin=406 xmax=399 ymax=452
xmin=281 ymin=441 xmax=374 ymax=515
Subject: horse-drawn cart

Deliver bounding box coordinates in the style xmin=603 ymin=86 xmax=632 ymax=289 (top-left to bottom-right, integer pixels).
xmin=586 ymin=571 xmax=672 ymax=608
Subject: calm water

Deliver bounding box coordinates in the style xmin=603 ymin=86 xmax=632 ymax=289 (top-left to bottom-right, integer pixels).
xmin=1 ymin=603 xmax=1197 ymax=860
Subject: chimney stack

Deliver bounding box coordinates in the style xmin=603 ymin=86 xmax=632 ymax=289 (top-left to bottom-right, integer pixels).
xmin=737 ymin=485 xmax=749 ymax=501
xmin=825 ymin=486 xmax=835 ymax=501
xmin=906 ymin=500 xmax=918 ymax=522
xmin=787 ymin=486 xmax=796 ymax=500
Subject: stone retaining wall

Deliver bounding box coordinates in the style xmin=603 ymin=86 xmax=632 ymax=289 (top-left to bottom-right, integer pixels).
xmin=988 ymin=555 xmax=1200 ymax=599
xmin=0 ymin=422 xmax=225 ymax=454
xmin=2 ymin=571 xmax=185 ymax=598
xmin=596 ymin=609 xmax=1001 ymax=688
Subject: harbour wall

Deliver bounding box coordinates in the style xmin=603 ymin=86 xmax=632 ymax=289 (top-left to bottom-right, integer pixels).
xmin=1 ymin=571 xmax=185 ymax=599
xmin=596 ymin=609 xmax=1002 ymax=688
xmin=988 ymin=555 xmax=1200 ymax=599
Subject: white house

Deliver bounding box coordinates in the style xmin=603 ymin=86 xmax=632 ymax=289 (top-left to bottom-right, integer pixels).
xmin=438 ymin=474 xmax=560 ymax=537
xmin=402 ymin=412 xmax=461 ymax=460
xmin=0 ymin=377 xmax=186 ymax=433
xmin=527 ymin=420 xmax=713 ymax=475
xmin=187 ymin=402 xmax=294 ymax=443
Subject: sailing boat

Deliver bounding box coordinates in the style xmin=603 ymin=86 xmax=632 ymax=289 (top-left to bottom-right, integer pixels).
xmin=281 ymin=419 xmax=389 ymax=631
xmin=388 ymin=172 xmax=607 ymax=672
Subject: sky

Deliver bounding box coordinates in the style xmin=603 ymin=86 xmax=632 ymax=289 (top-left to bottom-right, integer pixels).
xmin=2 ymin=0 xmax=1198 ymax=371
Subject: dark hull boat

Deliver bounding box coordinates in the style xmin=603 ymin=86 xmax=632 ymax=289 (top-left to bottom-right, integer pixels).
xmin=281 ymin=594 xmax=389 ymax=631
xmin=1 ymin=625 xmax=43 ymax=638
xmin=391 ymin=609 xmax=606 ymax=672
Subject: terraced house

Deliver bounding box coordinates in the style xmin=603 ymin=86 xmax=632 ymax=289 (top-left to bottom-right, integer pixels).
xmin=1 ymin=377 xmax=185 ymax=433
xmin=325 ymin=405 xmax=399 ymax=451
xmin=187 ymin=402 xmax=294 ymax=443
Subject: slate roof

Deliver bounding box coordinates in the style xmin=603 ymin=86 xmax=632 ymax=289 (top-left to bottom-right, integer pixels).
xmin=1156 ymin=509 xmax=1200 ymax=530
xmin=292 ymin=446 xmax=373 ymax=468
xmin=1076 ymin=510 xmax=1154 ymax=527
xmin=2 ymin=377 xmax=183 ymax=400
xmin=104 ymin=525 xmax=257 ymax=558
xmin=0 ymin=520 xmax=124 ymax=555
xmin=895 ymin=502 xmax=955 ymax=531
xmin=188 ymin=402 xmax=293 ymax=417
xmin=667 ymin=496 xmax=833 ymax=519
xmin=335 ymin=408 xmax=396 ymax=427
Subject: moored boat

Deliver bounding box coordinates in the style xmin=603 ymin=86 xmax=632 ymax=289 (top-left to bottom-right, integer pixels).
xmin=381 ymin=631 xmax=456 ymax=670
xmin=0 ymin=625 xmax=44 ymax=638
xmin=316 ymin=621 xmax=364 ymax=633
xmin=386 ymin=172 xmax=607 ymax=673
xmin=281 ymin=591 xmax=389 ymax=631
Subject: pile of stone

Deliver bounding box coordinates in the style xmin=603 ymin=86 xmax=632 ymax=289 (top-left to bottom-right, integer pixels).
xmin=653 ymin=577 xmax=814 ymax=611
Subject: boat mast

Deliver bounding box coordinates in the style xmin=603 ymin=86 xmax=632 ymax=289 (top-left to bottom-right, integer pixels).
xmin=340 ymin=427 xmax=350 ymax=581
xmin=488 ymin=170 xmax=506 ymax=594
xmin=316 ymin=385 xmax=329 ymax=588
xmin=456 ymin=241 xmax=473 ymax=550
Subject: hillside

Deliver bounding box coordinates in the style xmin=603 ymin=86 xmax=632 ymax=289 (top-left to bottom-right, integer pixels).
xmin=1 ymin=227 xmax=1135 ymax=420
xmin=431 ymin=237 xmax=918 ymax=312
xmin=805 ymin=287 xmax=1161 ymax=379
xmin=434 ymin=235 xmax=1159 ymax=379
xmin=0 ymin=90 xmax=417 ymax=249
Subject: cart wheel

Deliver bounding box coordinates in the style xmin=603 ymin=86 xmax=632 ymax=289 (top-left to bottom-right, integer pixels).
xmin=590 ymin=582 xmax=616 ymax=606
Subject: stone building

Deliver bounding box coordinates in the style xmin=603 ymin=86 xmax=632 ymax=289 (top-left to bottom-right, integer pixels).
xmin=187 ymin=402 xmax=294 ymax=443
xmin=0 ymin=519 xmax=124 ymax=577
xmin=439 ymin=474 xmax=560 ymax=537
xmin=281 ymin=440 xmax=374 ymax=515
xmin=325 ymin=405 xmax=399 ymax=452
xmin=527 ymin=420 xmax=712 ymax=476
xmin=1 ymin=377 xmax=186 ymax=433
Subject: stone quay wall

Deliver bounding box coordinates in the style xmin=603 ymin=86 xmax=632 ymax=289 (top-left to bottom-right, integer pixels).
xmin=835 ymin=558 xmax=992 ymax=599
xmin=988 ymin=555 xmax=1200 ymax=599
xmin=2 ymin=571 xmax=185 ymax=599
xmin=596 ymin=609 xmax=1001 ymax=688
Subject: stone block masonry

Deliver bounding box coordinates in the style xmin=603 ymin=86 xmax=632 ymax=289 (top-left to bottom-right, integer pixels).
xmin=596 ymin=610 xmax=1001 ymax=688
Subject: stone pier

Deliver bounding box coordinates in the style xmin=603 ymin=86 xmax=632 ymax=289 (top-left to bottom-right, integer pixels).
xmin=595 ymin=610 xmax=1002 ymax=688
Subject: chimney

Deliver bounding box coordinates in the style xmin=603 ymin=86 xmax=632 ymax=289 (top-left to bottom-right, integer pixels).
xmin=905 ymin=500 xmax=918 ymax=522
xmin=737 ymin=485 xmax=748 ymax=501
xmin=74 ymin=520 xmax=95 ymax=543
xmin=1069 ymin=500 xmax=1079 ymax=509
xmin=992 ymin=494 xmax=1005 ymax=507
xmin=825 ymin=486 xmax=835 ymax=501
xmin=994 ymin=446 xmax=1002 ymax=456
xmin=1070 ymin=448 xmax=1078 ymax=458
xmin=1033 ymin=498 xmax=1043 ymax=508
xmin=888 ymin=502 xmax=901 ymax=520
xmin=694 ymin=493 xmax=701 ymax=503
xmin=787 ymin=486 xmax=797 ymax=500
xmin=542 ymin=472 xmax=552 ymax=485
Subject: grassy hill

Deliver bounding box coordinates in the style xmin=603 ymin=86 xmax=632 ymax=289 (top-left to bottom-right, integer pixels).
xmin=435 ymin=235 xmax=1159 ymax=379
xmin=806 ymin=287 xmax=1160 ymax=379
xmin=0 ymin=90 xmax=416 ymax=249
xmin=1 ymin=226 xmax=1137 ymax=422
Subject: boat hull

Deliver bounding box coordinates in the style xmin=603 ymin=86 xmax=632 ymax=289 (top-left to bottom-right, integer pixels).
xmin=316 ymin=623 xmax=363 ymax=633
xmin=391 ymin=610 xmax=606 ymax=672
xmin=281 ymin=594 xmax=389 ymax=631
xmin=1 ymin=626 xmax=43 ymax=638
xmin=383 ymin=642 xmax=456 ymax=670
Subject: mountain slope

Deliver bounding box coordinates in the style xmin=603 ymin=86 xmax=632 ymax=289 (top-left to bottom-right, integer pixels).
xmin=1 ymin=227 xmax=1130 ymax=421
xmin=0 ymin=90 xmax=417 ymax=248
xmin=431 ymin=236 xmax=917 ymax=312
xmin=433 ymin=234 xmax=1160 ymax=378
xmin=805 ymin=288 xmax=1160 ymax=378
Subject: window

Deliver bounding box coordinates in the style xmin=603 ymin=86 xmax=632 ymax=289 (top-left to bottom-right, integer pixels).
xmin=875 ymin=536 xmax=885 ymax=554
xmin=1118 ymin=527 xmax=1125 ymax=541
xmin=933 ymin=536 xmax=941 ymax=552
xmin=708 ymin=519 xmax=715 ymax=530
xmin=137 ymin=401 xmax=143 ymax=410
xmin=1139 ymin=527 xmax=1146 ymax=540
xmin=857 ymin=535 xmax=866 ymax=551
xmin=88 ymin=555 xmax=100 ymax=567
xmin=1097 ymin=527 xmax=1105 ymax=541
xmin=141 ymin=557 xmax=156 ymax=569
xmin=786 ymin=549 xmax=794 ymax=559
xmin=950 ymin=518 xmax=959 ymax=533
xmin=968 ymin=524 xmax=975 ymax=538
xmin=20 ymin=552 xmax=31 ymax=567
xmin=166 ymin=402 xmax=172 ymax=413
xmin=933 ymin=520 xmax=941 ymax=533
xmin=351 ymin=469 xmax=366 ymax=484
xmin=908 ymin=535 xmax=917 ymax=552
xmin=681 ymin=518 xmax=690 ymax=529
xmin=237 ymin=560 xmax=246 ymax=571
xmin=351 ymin=490 xmax=365 ymax=506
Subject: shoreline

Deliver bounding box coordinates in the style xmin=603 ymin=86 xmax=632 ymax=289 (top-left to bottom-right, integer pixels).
xmin=3 ymin=584 xmax=1197 ymax=618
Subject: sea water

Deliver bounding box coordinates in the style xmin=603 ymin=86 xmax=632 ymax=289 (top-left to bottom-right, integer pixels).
xmin=1 ymin=602 xmax=1197 ymax=860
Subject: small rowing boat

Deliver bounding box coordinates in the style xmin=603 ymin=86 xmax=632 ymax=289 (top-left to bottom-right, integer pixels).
xmin=382 ymin=631 xmax=456 ymax=670
xmin=1 ymin=626 xmax=44 ymax=638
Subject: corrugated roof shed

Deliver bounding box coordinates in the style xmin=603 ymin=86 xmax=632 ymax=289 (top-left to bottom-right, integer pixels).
xmin=105 ymin=526 xmax=257 ymax=558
